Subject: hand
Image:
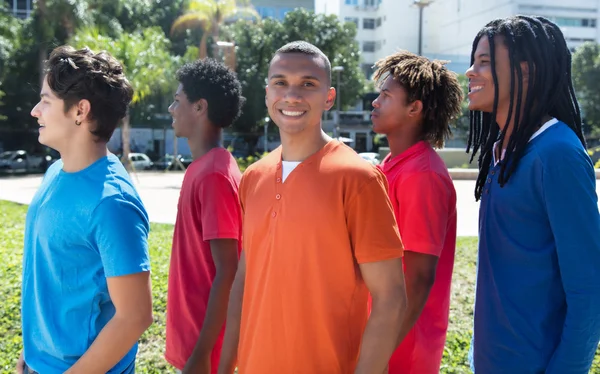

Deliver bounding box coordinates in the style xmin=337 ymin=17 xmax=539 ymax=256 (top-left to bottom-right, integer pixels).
xmin=182 ymin=355 xmax=210 ymax=374
xmin=15 ymin=351 xmax=24 ymax=374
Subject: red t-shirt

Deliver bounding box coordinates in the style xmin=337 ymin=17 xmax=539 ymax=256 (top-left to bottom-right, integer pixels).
xmin=380 ymin=141 xmax=457 ymax=374
xmin=165 ymin=148 xmax=242 ymax=372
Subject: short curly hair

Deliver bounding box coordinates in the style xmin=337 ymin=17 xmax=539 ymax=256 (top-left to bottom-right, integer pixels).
xmin=176 ymin=58 xmax=245 ymax=128
xmin=373 ymin=51 xmax=463 ymax=149
xmin=45 ymin=45 xmax=133 ymax=142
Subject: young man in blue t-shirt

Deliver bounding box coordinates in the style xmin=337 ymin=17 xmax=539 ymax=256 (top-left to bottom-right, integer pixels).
xmin=17 ymin=45 xmax=153 ymax=374
xmin=466 ymin=15 xmax=600 ymax=373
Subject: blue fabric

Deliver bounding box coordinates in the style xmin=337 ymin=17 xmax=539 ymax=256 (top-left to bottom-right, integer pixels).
xmin=470 ymin=121 xmax=600 ymax=373
xmin=21 ymin=154 xmax=150 ymax=374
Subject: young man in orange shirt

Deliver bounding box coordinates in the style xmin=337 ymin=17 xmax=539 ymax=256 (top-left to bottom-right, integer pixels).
xmin=217 ymin=41 xmax=407 ymax=374
xmin=371 ymin=51 xmax=462 ymax=374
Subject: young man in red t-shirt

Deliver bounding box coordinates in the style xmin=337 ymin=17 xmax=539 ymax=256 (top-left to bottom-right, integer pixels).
xmin=164 ymin=59 xmax=246 ymax=374
xmin=371 ymin=51 xmax=463 ymax=374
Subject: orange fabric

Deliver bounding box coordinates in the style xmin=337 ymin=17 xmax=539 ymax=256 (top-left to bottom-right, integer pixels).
xmin=237 ymin=140 xmax=404 ymax=373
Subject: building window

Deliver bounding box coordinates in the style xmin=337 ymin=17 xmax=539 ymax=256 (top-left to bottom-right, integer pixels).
xmin=364 ymin=0 xmax=377 ymax=6
xmin=279 ymin=7 xmax=293 ymax=19
xmin=345 ymin=17 xmax=359 ymax=27
xmin=345 ymin=0 xmax=358 ymax=5
xmin=255 ymin=6 xmax=276 ymax=19
xmin=376 ymin=17 xmax=382 ymax=27
xmin=552 ymin=17 xmax=598 ymax=28
xmin=362 ymin=63 xmax=374 ymax=78
xmin=363 ymin=18 xmax=376 ymax=29
xmin=363 ymin=41 xmax=376 ymax=52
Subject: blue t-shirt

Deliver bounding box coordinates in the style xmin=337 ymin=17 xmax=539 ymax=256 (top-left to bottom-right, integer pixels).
xmin=21 ymin=154 xmax=151 ymax=374
xmin=471 ymin=121 xmax=600 ymax=373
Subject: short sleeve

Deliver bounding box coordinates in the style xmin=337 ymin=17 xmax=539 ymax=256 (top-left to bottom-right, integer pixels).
xmin=347 ymin=172 xmax=404 ymax=264
xmin=395 ymin=172 xmax=452 ymax=257
xmin=198 ymin=173 xmax=242 ymax=241
xmin=90 ymin=196 xmax=151 ymax=278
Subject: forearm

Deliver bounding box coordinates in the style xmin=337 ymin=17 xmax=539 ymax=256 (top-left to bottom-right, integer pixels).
xmin=546 ymin=289 xmax=600 ymax=373
xmin=188 ymin=272 xmax=236 ymax=361
xmin=217 ymin=272 xmax=245 ymax=374
xmin=65 ymin=314 xmax=151 ymax=374
xmin=396 ymin=279 xmax=433 ymax=345
xmin=354 ymin=297 xmax=406 ymax=374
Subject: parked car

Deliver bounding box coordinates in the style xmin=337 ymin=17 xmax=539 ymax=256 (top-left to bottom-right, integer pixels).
xmin=128 ymin=152 xmax=153 ymax=170
xmin=0 ymin=150 xmax=50 ymax=173
xmin=152 ymin=154 xmax=192 ymax=170
xmin=358 ymin=152 xmax=381 ymax=166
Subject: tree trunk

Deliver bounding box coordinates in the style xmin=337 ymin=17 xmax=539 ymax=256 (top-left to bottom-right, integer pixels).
xmin=121 ymin=112 xmax=132 ymax=171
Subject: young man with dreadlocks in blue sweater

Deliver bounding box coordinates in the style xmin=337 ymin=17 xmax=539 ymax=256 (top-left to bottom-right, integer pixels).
xmin=466 ymin=15 xmax=600 ymax=374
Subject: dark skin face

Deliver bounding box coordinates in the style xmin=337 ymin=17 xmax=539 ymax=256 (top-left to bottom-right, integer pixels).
xmin=371 ymin=76 xmax=422 ymax=136
xmin=265 ymin=53 xmax=335 ymax=137
xmin=466 ymin=35 xmax=530 ymax=132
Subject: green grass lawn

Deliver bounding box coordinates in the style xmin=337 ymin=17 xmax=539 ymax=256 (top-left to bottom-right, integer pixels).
xmin=0 ymin=200 xmax=598 ymax=373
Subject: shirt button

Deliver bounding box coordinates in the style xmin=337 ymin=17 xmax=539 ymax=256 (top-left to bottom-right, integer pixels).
xmin=276 ymin=178 xmax=281 ymax=183
xmin=275 ymin=194 xmax=281 ymax=200
xmin=487 ymin=178 xmax=491 ymax=183
xmin=485 ymin=189 xmax=490 ymax=194
xmin=490 ymin=170 xmax=495 ymax=175
xmin=272 ymin=211 xmax=277 ymax=218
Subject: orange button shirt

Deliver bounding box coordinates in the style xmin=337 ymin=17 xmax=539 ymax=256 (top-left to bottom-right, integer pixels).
xmin=237 ymin=140 xmax=404 ymax=373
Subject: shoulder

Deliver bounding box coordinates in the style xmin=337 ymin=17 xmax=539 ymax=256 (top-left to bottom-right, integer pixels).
xmin=325 ymin=142 xmax=384 ymax=180
xmin=242 ymin=147 xmax=280 ymax=180
xmin=531 ymin=122 xmax=591 ymax=169
xmin=96 ymin=155 xmax=147 ymax=217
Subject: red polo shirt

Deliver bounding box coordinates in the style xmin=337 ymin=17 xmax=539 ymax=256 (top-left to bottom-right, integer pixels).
xmin=380 ymin=141 xmax=457 ymax=374
xmin=165 ymin=148 xmax=242 ymax=373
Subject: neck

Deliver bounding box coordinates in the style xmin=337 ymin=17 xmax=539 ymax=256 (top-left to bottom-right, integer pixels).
xmin=187 ymin=128 xmax=221 ymax=160
xmin=497 ymin=106 xmax=552 ymax=151
xmin=59 ymin=138 xmax=108 ymax=173
xmin=280 ymin=127 xmax=331 ymax=161
xmin=385 ymin=126 xmax=423 ymax=158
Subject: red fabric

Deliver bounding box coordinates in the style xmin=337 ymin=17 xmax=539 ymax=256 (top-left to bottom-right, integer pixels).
xmin=165 ymin=148 xmax=242 ymax=372
xmin=380 ymin=141 xmax=457 ymax=374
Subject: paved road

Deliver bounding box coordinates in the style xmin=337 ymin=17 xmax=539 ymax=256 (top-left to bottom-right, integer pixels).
xmin=0 ymin=172 xmax=483 ymax=236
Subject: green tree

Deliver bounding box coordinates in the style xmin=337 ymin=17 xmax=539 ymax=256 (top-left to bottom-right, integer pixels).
xmin=224 ymin=8 xmax=366 ymax=133
xmin=0 ymin=9 xmax=23 ymax=122
xmin=572 ymin=42 xmax=600 ymax=135
xmin=71 ymin=26 xmax=191 ymax=166
xmin=171 ymin=0 xmax=259 ymax=62
xmin=452 ymin=74 xmax=470 ymax=139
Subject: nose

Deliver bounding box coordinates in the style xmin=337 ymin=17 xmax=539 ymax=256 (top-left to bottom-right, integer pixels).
xmin=283 ymin=86 xmax=302 ymax=103
xmin=371 ymin=96 xmax=381 ymax=109
xmin=168 ymin=102 xmax=175 ymax=115
xmin=31 ymin=102 xmax=41 ymax=118
xmin=466 ymin=64 xmax=476 ymax=79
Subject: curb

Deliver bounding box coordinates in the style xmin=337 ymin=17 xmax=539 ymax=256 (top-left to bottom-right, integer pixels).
xmin=448 ymin=168 xmax=600 ymax=180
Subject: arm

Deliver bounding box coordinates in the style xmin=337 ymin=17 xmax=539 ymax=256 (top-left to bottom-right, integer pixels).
xmin=217 ymin=251 xmax=246 ymax=374
xmin=183 ymin=172 xmax=242 ymax=372
xmin=65 ymin=272 xmax=153 ymax=374
xmin=66 ymin=197 xmax=152 ymax=373
xmin=543 ymin=147 xmax=600 ymax=374
xmin=183 ymin=239 xmax=239 ymax=374
xmin=345 ymin=173 xmax=407 ymax=374
xmin=393 ymin=172 xmax=452 ymax=344
xmin=396 ymin=252 xmax=438 ymax=344
xmin=355 ymin=258 xmax=407 ymax=374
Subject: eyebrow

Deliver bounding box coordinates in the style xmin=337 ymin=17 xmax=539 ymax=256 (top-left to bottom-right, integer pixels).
xmin=477 ymin=53 xmax=490 ymax=58
xmin=269 ymin=74 xmax=321 ymax=81
xmin=40 ymin=93 xmax=51 ymax=99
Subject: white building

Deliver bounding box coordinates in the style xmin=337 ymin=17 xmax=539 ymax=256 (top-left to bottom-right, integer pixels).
xmin=316 ymin=0 xmax=600 ymax=76
xmin=432 ymin=0 xmax=600 ymax=65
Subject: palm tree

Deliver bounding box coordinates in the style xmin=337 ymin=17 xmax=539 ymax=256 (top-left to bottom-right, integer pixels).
xmin=170 ymin=0 xmax=259 ymax=63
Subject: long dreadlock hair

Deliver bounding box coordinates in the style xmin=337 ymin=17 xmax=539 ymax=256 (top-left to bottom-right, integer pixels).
xmin=466 ymin=15 xmax=585 ymax=201
xmin=373 ymin=50 xmax=463 ymax=149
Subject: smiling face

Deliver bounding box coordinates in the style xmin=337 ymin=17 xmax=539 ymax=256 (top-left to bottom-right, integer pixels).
xmin=266 ymin=53 xmax=335 ymax=136
xmin=30 ymin=77 xmax=80 ymax=151
xmin=466 ymin=35 xmax=515 ymax=114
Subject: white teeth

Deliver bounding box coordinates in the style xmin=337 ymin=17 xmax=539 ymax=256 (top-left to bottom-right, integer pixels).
xmin=282 ymin=110 xmax=305 ymax=117
xmin=470 ymin=86 xmax=483 ymax=92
